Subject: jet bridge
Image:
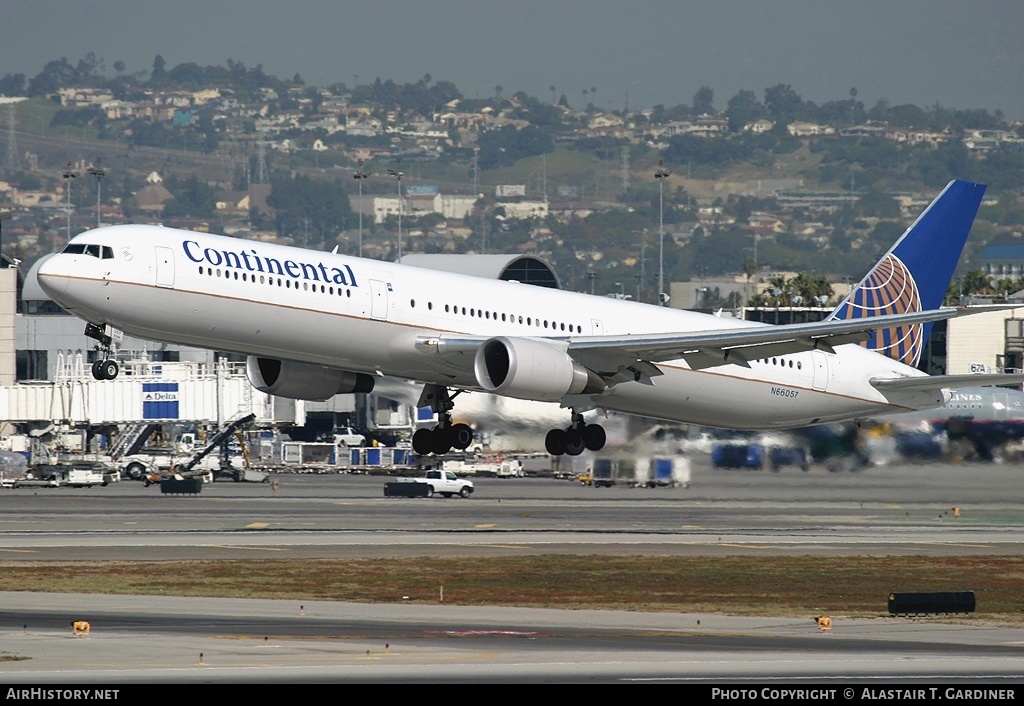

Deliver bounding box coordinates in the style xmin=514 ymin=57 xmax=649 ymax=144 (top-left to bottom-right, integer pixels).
xmin=0 ymin=357 xmax=305 ymax=426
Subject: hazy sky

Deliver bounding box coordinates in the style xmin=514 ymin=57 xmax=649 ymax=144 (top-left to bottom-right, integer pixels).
xmin=4 ymin=1 xmax=1024 ymax=118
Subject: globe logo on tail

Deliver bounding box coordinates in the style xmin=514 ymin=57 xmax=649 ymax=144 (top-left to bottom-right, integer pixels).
xmin=843 ymin=254 xmax=923 ymax=366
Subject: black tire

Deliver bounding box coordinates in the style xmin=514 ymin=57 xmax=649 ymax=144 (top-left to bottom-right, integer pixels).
xmin=442 ymin=493 xmax=453 ymax=498
xmin=452 ymin=423 xmax=473 ymax=450
xmin=90 ymin=360 xmax=105 ymax=380
xmin=126 ymin=463 xmax=145 ymax=480
xmin=564 ymin=429 xmax=585 ymax=456
xmin=545 ymin=429 xmax=567 ymax=456
xmin=582 ymin=424 xmax=606 ymax=451
xmin=100 ymin=360 xmax=119 ymax=380
xmin=431 ymin=427 xmax=453 ymax=455
xmin=426 ymin=486 xmax=435 ymax=497
xmin=412 ymin=428 xmax=433 ymax=455
xmin=459 ymin=486 xmax=472 ymax=498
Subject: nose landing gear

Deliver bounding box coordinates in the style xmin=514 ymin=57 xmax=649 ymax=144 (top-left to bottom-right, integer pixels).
xmin=84 ymin=322 xmax=120 ymax=380
xmin=91 ymin=358 xmax=119 ymax=381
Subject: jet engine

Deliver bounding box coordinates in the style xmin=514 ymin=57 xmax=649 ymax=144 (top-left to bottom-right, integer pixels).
xmin=246 ymin=356 xmax=375 ymax=400
xmin=473 ymin=336 xmax=604 ymax=402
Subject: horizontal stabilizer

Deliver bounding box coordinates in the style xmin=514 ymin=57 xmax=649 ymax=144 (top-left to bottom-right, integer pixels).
xmin=871 ymin=373 xmax=1024 ymax=392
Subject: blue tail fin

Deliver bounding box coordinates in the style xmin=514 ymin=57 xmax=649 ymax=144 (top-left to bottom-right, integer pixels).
xmin=828 ymin=179 xmax=986 ymax=367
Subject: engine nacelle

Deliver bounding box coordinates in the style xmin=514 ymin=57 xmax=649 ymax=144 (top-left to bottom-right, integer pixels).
xmin=246 ymin=356 xmax=375 ymax=401
xmin=473 ymin=336 xmax=604 ymax=402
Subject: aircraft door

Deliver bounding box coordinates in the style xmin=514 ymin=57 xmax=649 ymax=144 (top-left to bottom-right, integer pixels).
xmin=370 ymin=279 xmax=389 ymax=320
xmin=811 ymin=350 xmax=829 ymax=391
xmin=591 ymin=319 xmax=604 ymax=335
xmin=155 ymin=246 xmax=175 ymax=288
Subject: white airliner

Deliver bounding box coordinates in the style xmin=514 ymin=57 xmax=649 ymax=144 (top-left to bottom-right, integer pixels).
xmin=36 ymin=179 xmax=1024 ymax=456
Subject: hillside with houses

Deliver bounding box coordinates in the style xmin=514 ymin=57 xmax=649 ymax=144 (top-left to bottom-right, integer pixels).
xmin=2 ymin=55 xmax=1024 ymax=304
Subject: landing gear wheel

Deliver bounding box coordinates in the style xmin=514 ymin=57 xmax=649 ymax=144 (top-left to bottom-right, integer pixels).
xmin=100 ymin=359 xmax=119 ymax=380
xmin=451 ymin=423 xmax=473 ymax=451
xmin=412 ymin=428 xmax=434 ymax=455
xmin=582 ymin=424 xmax=606 ymax=451
xmin=545 ymin=429 xmax=567 ymax=456
xmin=91 ymin=359 xmax=118 ymax=380
xmin=564 ymin=429 xmax=586 ymax=456
xmin=431 ymin=427 xmax=454 ymax=455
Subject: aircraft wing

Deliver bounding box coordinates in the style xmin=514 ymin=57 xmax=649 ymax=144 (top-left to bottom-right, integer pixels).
xmin=565 ymin=307 xmax=969 ymax=379
xmin=423 ymin=305 xmax=1010 ymax=387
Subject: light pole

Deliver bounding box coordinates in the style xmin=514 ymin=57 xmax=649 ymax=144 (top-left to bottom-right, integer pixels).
xmin=87 ymin=157 xmax=105 ymax=230
xmin=655 ymin=160 xmax=671 ymax=306
xmin=387 ymin=158 xmax=403 ymax=261
xmin=632 ymin=228 xmax=647 ymax=303
xmin=353 ymin=159 xmax=369 ymax=258
xmin=62 ymin=161 xmax=78 ymax=242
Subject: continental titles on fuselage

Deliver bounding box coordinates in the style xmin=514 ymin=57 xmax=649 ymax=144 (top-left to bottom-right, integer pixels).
xmin=182 ymin=240 xmax=358 ymax=287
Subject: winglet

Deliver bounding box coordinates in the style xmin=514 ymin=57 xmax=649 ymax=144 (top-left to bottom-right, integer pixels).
xmin=828 ymin=180 xmax=986 ymax=367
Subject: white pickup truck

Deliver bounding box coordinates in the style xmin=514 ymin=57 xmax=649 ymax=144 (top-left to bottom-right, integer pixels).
xmin=412 ymin=470 xmax=474 ymax=498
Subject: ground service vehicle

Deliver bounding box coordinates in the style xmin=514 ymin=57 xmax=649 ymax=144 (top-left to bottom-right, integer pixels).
xmin=407 ymin=470 xmax=474 ymax=498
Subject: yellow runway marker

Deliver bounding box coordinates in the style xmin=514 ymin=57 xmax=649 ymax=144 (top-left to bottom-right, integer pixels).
xmin=204 ymin=545 xmax=287 ymax=552
xmin=475 ymin=523 xmax=496 ymax=529
xmin=245 ymin=522 xmax=269 ymax=529
xmin=0 ymin=549 xmax=36 ymax=554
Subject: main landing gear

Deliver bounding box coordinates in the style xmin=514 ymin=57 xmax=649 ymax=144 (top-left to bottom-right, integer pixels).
xmin=85 ymin=322 xmax=119 ymax=380
xmin=412 ymin=384 xmax=474 ymax=456
xmin=545 ymin=411 xmax=606 ymax=456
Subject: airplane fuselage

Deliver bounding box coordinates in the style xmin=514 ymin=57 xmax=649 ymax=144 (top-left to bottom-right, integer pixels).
xmin=38 ymin=225 xmax=939 ymax=430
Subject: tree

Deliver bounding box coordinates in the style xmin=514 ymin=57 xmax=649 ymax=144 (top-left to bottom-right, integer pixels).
xmin=726 ymin=89 xmax=762 ymax=132
xmin=162 ymin=174 xmax=216 ymax=218
xmin=747 ymin=272 xmax=834 ymax=307
xmin=0 ymin=73 xmax=26 ymax=95
xmin=267 ymin=175 xmax=352 ymax=247
xmin=477 ymin=125 xmax=553 ymax=170
xmin=764 ymin=83 xmax=802 ymax=120
xmin=693 ymin=85 xmax=714 ymax=115
xmin=151 ymin=55 xmax=166 ymax=82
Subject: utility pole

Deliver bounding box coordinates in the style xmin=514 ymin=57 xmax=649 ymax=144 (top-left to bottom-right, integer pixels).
xmin=353 ymin=159 xmax=369 ymax=258
xmin=62 ymin=161 xmax=79 ymax=242
xmin=655 ymin=160 xmax=671 ymax=306
xmin=87 ymin=158 xmax=105 ymax=230
xmin=387 ymin=158 xmax=403 ymax=261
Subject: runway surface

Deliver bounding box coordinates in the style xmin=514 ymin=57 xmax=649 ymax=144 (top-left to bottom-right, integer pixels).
xmin=0 ymin=459 xmax=1021 ymax=683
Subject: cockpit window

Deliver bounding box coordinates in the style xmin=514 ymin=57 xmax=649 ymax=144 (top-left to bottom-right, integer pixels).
xmin=60 ymin=243 xmax=113 ymax=259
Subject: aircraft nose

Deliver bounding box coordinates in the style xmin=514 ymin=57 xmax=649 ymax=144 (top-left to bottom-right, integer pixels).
xmin=36 ymin=253 xmax=69 ymax=298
